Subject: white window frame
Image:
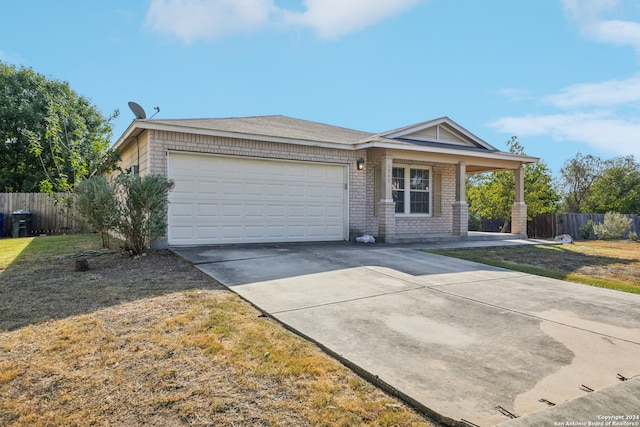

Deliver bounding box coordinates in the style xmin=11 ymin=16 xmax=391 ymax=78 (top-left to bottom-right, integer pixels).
xmin=392 ymin=164 xmax=432 ymax=216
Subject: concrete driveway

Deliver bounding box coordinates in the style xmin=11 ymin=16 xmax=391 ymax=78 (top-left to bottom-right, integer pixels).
xmin=172 ymin=242 xmax=640 ymax=427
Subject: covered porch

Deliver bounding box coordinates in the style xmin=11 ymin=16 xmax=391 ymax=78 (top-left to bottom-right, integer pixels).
xmin=358 ymin=118 xmax=537 ymax=244
xmin=370 ymin=152 xmax=530 ymax=243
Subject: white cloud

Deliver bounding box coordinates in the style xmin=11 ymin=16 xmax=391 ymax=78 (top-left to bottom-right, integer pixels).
xmin=490 ymin=112 xmax=640 ymax=157
xmin=592 ymin=19 xmax=640 ymax=51
xmin=145 ymin=0 xmax=422 ymax=42
xmin=561 ymin=0 xmax=640 ymax=51
xmin=281 ymin=0 xmax=421 ymax=40
xmin=561 ymin=0 xmax=619 ymax=25
xmin=543 ymin=75 xmax=640 ymax=108
xmin=145 ymin=0 xmax=276 ymax=43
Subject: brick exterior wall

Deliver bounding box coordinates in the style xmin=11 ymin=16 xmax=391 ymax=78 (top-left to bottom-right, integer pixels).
xmin=118 ymin=129 xmax=463 ymax=242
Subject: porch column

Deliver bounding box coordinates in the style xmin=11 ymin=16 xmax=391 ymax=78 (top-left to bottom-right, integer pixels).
xmin=378 ymin=156 xmax=396 ymax=242
xmin=452 ymin=161 xmax=468 ymax=236
xmin=511 ymin=164 xmax=527 ymax=236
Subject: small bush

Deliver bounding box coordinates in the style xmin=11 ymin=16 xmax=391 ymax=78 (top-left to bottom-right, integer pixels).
xmin=593 ymin=212 xmax=633 ymax=240
xmin=114 ymin=174 xmax=175 ymax=255
xmin=579 ymin=220 xmax=594 ymax=240
xmin=629 ymin=231 xmax=638 ymax=241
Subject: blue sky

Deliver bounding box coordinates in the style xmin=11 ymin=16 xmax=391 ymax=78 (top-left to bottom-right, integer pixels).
xmin=2 ymin=0 xmax=640 ymax=175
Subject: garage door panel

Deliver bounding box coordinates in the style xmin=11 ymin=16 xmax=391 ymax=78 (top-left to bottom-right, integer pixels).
xmin=306 ymin=206 xmax=326 ymax=218
xmin=245 ymin=205 xmax=266 ymax=217
xmin=245 ymin=225 xmax=267 ymax=238
xmin=171 ymin=203 xmax=194 ymax=216
xmin=287 ymin=205 xmax=306 ymax=217
xmin=287 ymin=185 xmax=307 ymax=197
xmin=325 ymin=205 xmax=344 ymax=218
xmin=246 ymin=183 xmax=266 ymax=196
xmin=198 ymin=227 xmax=219 ymax=238
xmin=266 ymin=205 xmax=286 ymax=218
xmin=168 ymin=153 xmax=347 ymax=245
xmin=266 ymin=184 xmax=286 ymax=197
xmin=171 ymin=226 xmax=194 ymax=239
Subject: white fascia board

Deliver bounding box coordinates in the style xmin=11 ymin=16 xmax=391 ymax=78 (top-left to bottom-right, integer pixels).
xmin=113 ymin=121 xmax=355 ymax=151
xmin=112 ymin=120 xmax=141 ymax=150
xmin=354 ymin=140 xmax=539 ymax=164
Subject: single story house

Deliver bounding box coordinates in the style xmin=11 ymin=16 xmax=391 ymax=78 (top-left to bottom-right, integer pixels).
xmin=113 ymin=115 xmax=538 ymax=246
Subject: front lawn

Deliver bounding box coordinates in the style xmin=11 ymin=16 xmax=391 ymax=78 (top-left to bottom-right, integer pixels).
xmin=0 ymin=235 xmax=435 ymax=427
xmin=429 ymin=240 xmax=640 ymax=294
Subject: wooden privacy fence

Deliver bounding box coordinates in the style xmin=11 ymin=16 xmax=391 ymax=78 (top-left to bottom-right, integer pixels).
xmin=0 ymin=193 xmax=91 ymax=238
xmin=527 ymin=213 xmax=640 ymax=239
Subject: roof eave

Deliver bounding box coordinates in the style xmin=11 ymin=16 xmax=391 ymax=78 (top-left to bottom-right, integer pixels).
xmin=355 ymin=140 xmax=539 ymax=164
xmin=112 ymin=120 xmax=144 ymax=150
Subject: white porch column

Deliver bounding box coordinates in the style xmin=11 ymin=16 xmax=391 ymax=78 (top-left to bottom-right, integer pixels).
xmin=378 ymin=156 xmax=395 ymax=242
xmin=452 ymin=161 xmax=468 ymax=236
xmin=511 ymin=164 xmax=528 ymax=236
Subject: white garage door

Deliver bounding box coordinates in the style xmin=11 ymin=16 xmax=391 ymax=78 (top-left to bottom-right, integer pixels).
xmin=167 ymin=152 xmax=348 ymax=245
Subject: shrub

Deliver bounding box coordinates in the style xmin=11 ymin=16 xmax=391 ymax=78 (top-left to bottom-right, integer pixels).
xmin=593 ymin=212 xmax=633 ymax=240
xmin=629 ymin=231 xmax=638 ymax=242
xmin=113 ymin=174 xmax=175 ymax=255
xmin=75 ymin=176 xmax=117 ymax=247
xmin=579 ymin=220 xmax=594 ymax=240
xmin=75 ymin=173 xmax=174 ymax=255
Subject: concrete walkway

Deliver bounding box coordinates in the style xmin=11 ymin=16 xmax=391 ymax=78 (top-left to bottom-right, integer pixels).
xmin=172 ymin=241 xmax=640 ymax=427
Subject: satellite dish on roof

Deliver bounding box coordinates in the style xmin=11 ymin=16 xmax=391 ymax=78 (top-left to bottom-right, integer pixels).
xmin=128 ymin=101 xmax=146 ymax=120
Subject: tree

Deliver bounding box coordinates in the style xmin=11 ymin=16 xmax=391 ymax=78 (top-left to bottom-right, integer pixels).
xmin=583 ymin=155 xmax=640 ymax=214
xmin=559 ymin=153 xmax=603 ymax=213
xmin=0 ymin=61 xmax=118 ymax=193
xmin=467 ymin=137 xmax=559 ymax=228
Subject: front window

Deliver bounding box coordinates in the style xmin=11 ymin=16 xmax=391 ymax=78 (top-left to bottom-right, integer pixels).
xmin=392 ymin=166 xmax=431 ymax=214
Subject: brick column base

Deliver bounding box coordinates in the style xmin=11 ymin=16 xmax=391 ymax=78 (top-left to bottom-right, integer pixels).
xmin=452 ymin=201 xmax=469 ymax=237
xmin=378 ymin=200 xmax=396 ymax=243
xmin=511 ymin=202 xmax=528 ymax=236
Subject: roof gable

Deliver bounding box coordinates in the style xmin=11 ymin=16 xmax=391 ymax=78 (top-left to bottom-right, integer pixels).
xmin=378 ymin=117 xmax=497 ymax=151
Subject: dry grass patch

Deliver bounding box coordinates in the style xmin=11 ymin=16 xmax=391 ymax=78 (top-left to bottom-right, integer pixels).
xmin=430 ymin=240 xmax=640 ymax=293
xmin=0 ymin=235 xmax=435 ymax=426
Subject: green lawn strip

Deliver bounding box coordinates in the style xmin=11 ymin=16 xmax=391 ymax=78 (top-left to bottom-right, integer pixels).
xmin=427 ymin=248 xmax=640 ymax=295
xmin=0 ymin=234 xmax=101 ymax=268
xmin=0 ymin=237 xmax=33 ymax=269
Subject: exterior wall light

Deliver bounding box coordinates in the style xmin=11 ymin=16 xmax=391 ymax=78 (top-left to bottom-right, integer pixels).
xmin=356 ymin=158 xmax=365 ymax=171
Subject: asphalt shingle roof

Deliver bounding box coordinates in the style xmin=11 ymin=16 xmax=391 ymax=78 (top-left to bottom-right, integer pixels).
xmin=149 ymin=115 xmax=372 ymax=145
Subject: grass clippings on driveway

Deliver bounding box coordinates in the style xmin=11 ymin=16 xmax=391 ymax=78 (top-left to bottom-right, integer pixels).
xmin=429 ymin=240 xmax=640 ymax=294
xmin=0 ymin=235 xmax=435 ymax=427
